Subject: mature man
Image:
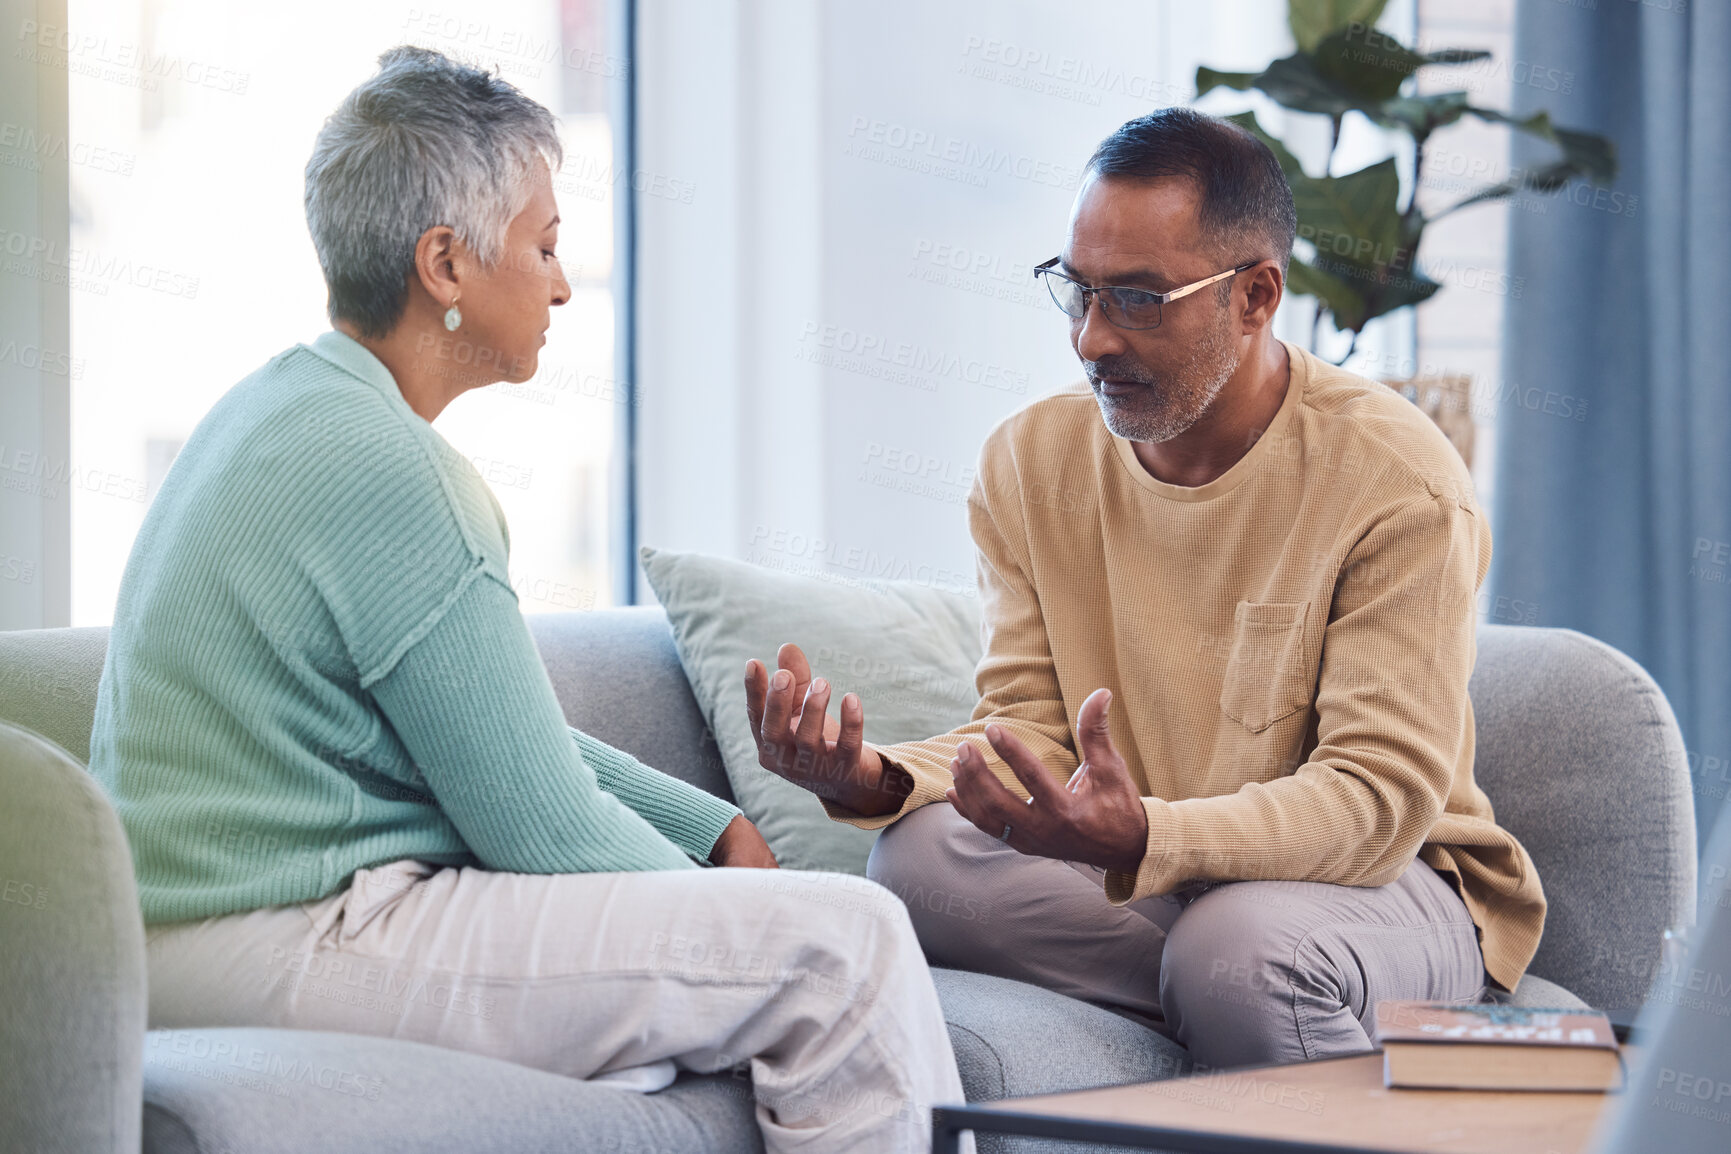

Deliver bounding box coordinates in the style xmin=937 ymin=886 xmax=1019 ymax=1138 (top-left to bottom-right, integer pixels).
xmin=744 ymin=108 xmax=1545 ymax=1069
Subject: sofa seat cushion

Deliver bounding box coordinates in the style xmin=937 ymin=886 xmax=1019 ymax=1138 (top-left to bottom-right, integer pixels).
xmin=931 ymin=967 xmax=1192 ymax=1102
xmin=140 ymin=972 xmax=1192 ymax=1154
xmin=932 ymin=968 xmax=1194 ymax=1153
xmin=142 ymin=1028 xmax=764 ymax=1154
xmin=1504 ymin=972 xmax=1590 ymax=1010
xmin=931 ymin=966 xmax=1587 ymax=1100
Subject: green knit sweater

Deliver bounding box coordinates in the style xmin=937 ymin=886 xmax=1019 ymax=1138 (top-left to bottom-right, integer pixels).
xmin=89 ymin=329 xmax=740 ymax=924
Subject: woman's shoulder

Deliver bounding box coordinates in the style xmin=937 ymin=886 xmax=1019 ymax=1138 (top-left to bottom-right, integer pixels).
xmin=209 ymin=344 xmax=443 ymax=483
xmin=173 ymin=343 xmax=502 ymax=562
xmin=193 ymin=343 xmax=414 ymax=454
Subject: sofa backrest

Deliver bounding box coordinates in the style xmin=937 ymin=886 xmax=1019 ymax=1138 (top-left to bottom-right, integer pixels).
xmin=1470 ymin=624 xmax=1696 ymax=1008
xmin=525 ymin=607 xmax=734 ymax=802
xmin=0 ymin=609 xmax=733 ymax=804
xmin=0 ymin=721 xmax=146 ymax=1154
xmin=0 ymin=612 xmax=1698 ymax=1009
xmin=0 ymin=624 xmax=108 ymax=764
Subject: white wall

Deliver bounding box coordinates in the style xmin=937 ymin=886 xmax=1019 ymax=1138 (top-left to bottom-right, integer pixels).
xmin=634 ymin=0 xmax=1410 ymax=601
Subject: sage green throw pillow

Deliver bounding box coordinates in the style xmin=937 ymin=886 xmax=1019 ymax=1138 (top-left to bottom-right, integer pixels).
xmin=640 ymin=546 xmax=982 ymax=874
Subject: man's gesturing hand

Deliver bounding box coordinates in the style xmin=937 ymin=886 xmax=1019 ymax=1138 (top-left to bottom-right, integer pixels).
xmin=744 ymin=643 xmax=914 ymax=818
xmin=945 ymin=688 xmax=1149 ymax=874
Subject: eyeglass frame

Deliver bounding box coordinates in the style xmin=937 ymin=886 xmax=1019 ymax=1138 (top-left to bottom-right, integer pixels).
xmin=1032 ymin=256 xmax=1259 ymax=330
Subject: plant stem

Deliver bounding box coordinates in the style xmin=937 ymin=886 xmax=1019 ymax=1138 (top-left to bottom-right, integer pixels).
xmin=1406 ymin=138 xmax=1427 ymax=220
xmin=1308 ymin=114 xmax=1347 ymax=350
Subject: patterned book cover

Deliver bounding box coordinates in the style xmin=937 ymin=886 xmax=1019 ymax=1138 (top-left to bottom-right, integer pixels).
xmin=1373 ymin=1001 xmax=1618 ymax=1050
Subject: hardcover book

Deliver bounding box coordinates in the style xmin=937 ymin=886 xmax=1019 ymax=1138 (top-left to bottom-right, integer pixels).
xmin=1372 ymin=1001 xmax=1624 ymax=1092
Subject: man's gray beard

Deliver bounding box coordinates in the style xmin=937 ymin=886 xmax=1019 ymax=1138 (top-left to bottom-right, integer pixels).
xmin=1092 ymin=313 xmax=1241 ymax=444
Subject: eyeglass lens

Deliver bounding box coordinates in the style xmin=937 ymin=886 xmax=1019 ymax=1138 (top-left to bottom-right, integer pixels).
xmin=1040 ymin=272 xmax=1162 ymax=330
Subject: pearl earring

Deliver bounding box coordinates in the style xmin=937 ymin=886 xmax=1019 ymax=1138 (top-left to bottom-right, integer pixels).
xmin=443 ymin=295 xmax=462 ymax=332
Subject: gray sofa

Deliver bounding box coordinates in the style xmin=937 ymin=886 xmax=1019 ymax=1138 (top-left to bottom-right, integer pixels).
xmin=0 ymin=609 xmax=1697 ymax=1153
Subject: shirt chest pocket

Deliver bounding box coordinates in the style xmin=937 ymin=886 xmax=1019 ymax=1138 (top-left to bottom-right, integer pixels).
xmin=1219 ymin=600 xmax=1314 ymax=733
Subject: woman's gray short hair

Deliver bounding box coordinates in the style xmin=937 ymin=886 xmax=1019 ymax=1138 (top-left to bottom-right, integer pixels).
xmin=305 ymin=45 xmax=563 ymax=338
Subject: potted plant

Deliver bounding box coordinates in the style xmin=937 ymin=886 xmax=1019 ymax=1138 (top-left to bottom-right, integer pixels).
xmin=1195 ymin=0 xmax=1617 ymax=465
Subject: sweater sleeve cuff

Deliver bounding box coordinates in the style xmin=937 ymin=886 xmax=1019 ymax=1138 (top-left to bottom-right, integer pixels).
xmin=571 ymin=728 xmax=742 ymax=861
xmin=1103 ymin=797 xmax=1181 ymax=905
xmin=818 ymin=746 xmax=952 ymax=831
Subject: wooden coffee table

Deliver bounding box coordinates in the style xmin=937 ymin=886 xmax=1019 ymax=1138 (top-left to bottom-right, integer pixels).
xmin=931 ymin=1050 xmax=1626 ymax=1153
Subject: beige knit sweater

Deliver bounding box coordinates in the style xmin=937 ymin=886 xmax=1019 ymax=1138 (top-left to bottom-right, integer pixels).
xmin=826 ymin=341 xmax=1545 ymax=992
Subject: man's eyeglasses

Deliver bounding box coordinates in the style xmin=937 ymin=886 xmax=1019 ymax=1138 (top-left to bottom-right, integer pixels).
xmin=1032 ymin=257 xmax=1257 ymax=330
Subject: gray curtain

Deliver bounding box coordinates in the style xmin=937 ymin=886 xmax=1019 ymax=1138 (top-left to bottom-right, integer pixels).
xmin=1494 ymin=0 xmax=1731 ymax=848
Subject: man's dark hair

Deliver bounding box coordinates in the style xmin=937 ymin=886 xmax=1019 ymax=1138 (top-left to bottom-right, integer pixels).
xmin=1086 ymin=107 xmax=1296 ymax=280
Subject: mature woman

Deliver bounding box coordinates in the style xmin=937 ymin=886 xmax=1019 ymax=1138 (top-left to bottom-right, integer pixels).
xmin=88 ymin=46 xmax=963 ymax=1153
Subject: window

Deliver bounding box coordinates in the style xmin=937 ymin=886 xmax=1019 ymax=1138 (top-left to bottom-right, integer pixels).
xmin=66 ymin=0 xmax=629 ymax=624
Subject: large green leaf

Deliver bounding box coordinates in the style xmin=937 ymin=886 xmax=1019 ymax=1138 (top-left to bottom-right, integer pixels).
xmin=1550 ymin=126 xmax=1617 ymax=182
xmin=1286 ymin=257 xmax=1366 ymax=328
xmin=1466 ymin=107 xmax=1617 ymax=182
xmin=1290 ymin=157 xmax=1405 ymax=259
xmin=1376 ymin=90 xmax=1472 ymax=138
xmin=1435 ymin=162 xmax=1572 ymax=214
xmin=1252 ymin=52 xmax=1359 ymax=116
xmin=1420 ymin=48 xmax=1492 ymax=65
xmin=1337 ymin=254 xmax=1441 ymax=320
xmin=1310 ymin=28 xmax=1423 ymax=102
xmin=1288 ymin=0 xmax=1389 ymax=53
xmin=1198 ymin=56 xmax=1354 ymax=118
xmin=1195 ymin=66 xmax=1261 ymax=98
xmin=1282 ymin=157 xmax=1438 ymax=332
xmin=1295 ymin=251 xmax=1441 ymax=332
xmin=1200 ymin=35 xmax=1497 ymax=127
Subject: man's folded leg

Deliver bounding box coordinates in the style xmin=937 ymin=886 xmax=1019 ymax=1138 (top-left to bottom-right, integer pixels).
xmin=145 ymin=861 xmax=966 ymax=1154
xmin=866 ymin=801 xmax=1181 ymax=1023
xmin=867 ymin=804 xmax=1488 ymax=1073
xmin=1158 ymin=857 xmax=1489 ymax=1069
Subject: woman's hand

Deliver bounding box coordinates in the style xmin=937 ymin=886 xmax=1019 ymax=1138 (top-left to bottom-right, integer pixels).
xmin=709 ymin=814 xmax=779 ymax=868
